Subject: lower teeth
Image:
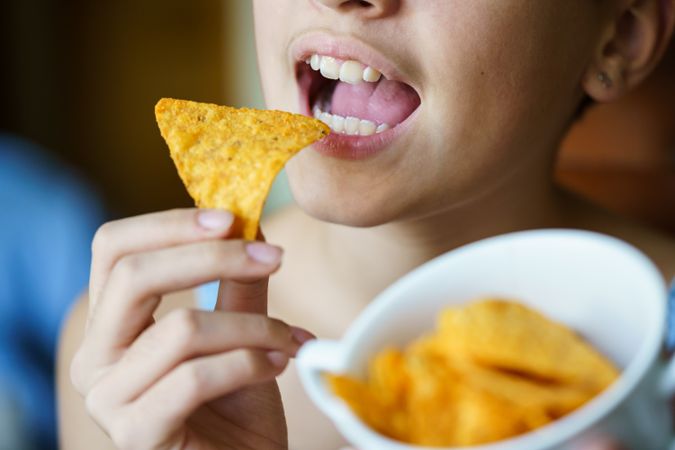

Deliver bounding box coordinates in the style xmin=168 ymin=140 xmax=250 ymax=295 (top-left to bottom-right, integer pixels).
xmin=313 ymin=107 xmax=390 ymax=136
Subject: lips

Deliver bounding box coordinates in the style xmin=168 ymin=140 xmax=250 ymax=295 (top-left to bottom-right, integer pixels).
xmin=291 ymin=35 xmax=421 ymax=159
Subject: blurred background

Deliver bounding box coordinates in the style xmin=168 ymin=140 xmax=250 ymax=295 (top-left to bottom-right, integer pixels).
xmin=0 ymin=1 xmax=673 ymax=449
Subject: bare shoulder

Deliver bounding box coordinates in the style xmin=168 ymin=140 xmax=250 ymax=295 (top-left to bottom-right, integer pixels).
xmin=566 ymin=197 xmax=675 ymax=281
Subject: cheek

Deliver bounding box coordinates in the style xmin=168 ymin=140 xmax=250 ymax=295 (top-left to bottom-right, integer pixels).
xmin=253 ymin=0 xmax=298 ymax=112
xmin=423 ymin=2 xmax=597 ymax=167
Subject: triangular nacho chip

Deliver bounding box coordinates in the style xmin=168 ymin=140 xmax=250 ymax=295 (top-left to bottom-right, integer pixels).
xmin=155 ymin=98 xmax=329 ymax=239
xmin=436 ymin=300 xmax=619 ymax=393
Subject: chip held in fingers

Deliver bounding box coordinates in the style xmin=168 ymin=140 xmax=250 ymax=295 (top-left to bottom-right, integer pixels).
xmin=155 ymin=98 xmax=329 ymax=240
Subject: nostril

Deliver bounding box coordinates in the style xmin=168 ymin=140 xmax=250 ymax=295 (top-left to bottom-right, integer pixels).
xmin=316 ymin=0 xmax=399 ymax=16
xmin=341 ymin=0 xmax=374 ymax=8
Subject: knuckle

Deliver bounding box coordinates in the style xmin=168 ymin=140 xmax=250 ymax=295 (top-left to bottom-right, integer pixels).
xmin=84 ymin=384 xmax=108 ymax=422
xmin=254 ymin=316 xmax=288 ymax=343
xmin=168 ymin=308 xmax=201 ymax=343
xmin=211 ymin=240 xmax=248 ymax=268
xmin=236 ymin=349 xmax=267 ymax=377
xmin=109 ymin=255 xmax=145 ymax=296
xmin=209 ymin=240 xmax=235 ymax=264
xmin=84 ymin=393 xmax=98 ymax=419
xmin=108 ymin=416 xmax=135 ymax=450
xmin=91 ymin=222 xmax=115 ymax=256
xmin=69 ymin=349 xmax=87 ymax=394
xmin=167 ymin=207 xmax=193 ymax=219
xmin=155 ymin=208 xmax=188 ymax=228
xmin=115 ymin=254 xmax=143 ymax=279
xmin=177 ymin=362 xmax=205 ymax=402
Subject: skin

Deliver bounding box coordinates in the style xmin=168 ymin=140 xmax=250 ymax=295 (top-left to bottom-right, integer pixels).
xmin=58 ymin=1 xmax=674 ymax=449
xmin=258 ymin=0 xmax=598 ymax=227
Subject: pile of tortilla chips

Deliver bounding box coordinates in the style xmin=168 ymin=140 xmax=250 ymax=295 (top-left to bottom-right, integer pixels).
xmin=155 ymin=98 xmax=329 ymax=240
xmin=327 ymin=300 xmax=619 ymax=447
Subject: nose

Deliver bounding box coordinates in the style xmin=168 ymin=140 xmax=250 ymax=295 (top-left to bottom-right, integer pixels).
xmin=313 ymin=0 xmax=400 ymax=19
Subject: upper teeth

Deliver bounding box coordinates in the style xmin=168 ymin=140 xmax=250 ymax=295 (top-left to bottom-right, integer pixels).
xmin=306 ymin=54 xmax=382 ymax=85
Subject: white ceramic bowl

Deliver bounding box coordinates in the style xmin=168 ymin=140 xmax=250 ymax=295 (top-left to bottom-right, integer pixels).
xmin=296 ymin=229 xmax=671 ymax=450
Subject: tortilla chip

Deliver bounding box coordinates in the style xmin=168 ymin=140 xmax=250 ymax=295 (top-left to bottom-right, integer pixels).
xmin=155 ymin=98 xmax=329 ymax=239
xmin=447 ymin=387 xmax=528 ymax=447
xmin=327 ymin=299 xmax=619 ymax=446
xmin=437 ymin=299 xmax=619 ymax=393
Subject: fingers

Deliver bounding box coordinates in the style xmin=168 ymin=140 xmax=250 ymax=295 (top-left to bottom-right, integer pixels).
xmin=93 ymin=309 xmax=310 ymax=404
xmin=574 ymin=437 xmax=627 ymax=450
xmin=78 ymin=306 xmax=315 ymax=448
xmin=88 ymin=349 xmax=288 ymax=449
xmin=139 ymin=349 xmax=288 ymax=434
xmin=86 ymin=239 xmax=283 ymax=351
xmin=89 ymin=208 xmax=235 ymax=310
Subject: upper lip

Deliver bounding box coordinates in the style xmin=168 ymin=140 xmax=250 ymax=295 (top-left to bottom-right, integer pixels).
xmin=289 ymin=31 xmax=418 ymax=91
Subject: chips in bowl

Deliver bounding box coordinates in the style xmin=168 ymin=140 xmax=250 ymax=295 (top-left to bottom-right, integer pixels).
xmin=327 ymin=299 xmax=619 ymax=446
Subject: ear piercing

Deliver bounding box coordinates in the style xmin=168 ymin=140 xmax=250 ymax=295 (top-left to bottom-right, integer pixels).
xmin=597 ymin=71 xmax=613 ymax=88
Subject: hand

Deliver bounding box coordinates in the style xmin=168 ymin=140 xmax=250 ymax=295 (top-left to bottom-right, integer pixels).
xmin=578 ymin=437 xmax=627 ymax=450
xmin=70 ymin=208 xmax=312 ymax=450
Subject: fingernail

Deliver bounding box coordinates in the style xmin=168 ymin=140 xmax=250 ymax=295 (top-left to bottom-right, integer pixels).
xmin=291 ymin=326 xmax=316 ymax=345
xmin=246 ymin=242 xmax=282 ymax=264
xmin=197 ymin=209 xmax=234 ymax=231
xmin=267 ymin=351 xmax=289 ymax=367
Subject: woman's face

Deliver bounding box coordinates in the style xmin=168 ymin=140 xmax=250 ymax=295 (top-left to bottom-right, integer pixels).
xmin=253 ymin=0 xmax=606 ymax=226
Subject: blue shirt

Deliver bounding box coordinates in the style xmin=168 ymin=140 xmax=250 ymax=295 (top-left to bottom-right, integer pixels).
xmin=0 ymin=135 xmax=105 ymax=450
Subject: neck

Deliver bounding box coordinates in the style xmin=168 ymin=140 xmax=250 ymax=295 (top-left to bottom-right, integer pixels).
xmin=319 ymin=154 xmax=568 ymax=306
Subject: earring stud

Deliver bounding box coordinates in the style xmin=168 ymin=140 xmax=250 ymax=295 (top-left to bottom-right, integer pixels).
xmin=597 ymin=71 xmax=613 ymax=88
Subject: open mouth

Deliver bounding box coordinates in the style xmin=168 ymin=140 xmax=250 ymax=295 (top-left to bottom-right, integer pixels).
xmin=296 ymin=54 xmax=421 ymax=137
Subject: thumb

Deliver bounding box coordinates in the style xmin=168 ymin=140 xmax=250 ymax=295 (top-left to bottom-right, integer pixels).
xmin=214 ymin=228 xmax=278 ymax=314
xmin=216 ymin=277 xmax=270 ymax=314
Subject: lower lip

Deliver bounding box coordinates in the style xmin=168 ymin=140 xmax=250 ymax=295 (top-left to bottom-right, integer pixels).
xmin=299 ymin=90 xmax=419 ymax=161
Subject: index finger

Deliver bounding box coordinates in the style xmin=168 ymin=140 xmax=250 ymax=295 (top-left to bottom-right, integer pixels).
xmin=89 ymin=208 xmax=234 ymax=312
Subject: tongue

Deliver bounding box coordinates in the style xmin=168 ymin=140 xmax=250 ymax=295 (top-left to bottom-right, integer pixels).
xmin=330 ymin=79 xmax=420 ymax=126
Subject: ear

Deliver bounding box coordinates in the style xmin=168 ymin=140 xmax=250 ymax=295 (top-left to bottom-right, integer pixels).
xmin=583 ymin=0 xmax=675 ymax=102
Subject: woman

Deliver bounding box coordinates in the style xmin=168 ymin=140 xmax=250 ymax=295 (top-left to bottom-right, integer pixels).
xmin=59 ymin=1 xmax=675 ymax=449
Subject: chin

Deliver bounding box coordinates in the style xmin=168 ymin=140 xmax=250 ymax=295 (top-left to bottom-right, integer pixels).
xmin=295 ymin=198 xmax=400 ymax=228
xmin=286 ymin=167 xmax=406 ymax=228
